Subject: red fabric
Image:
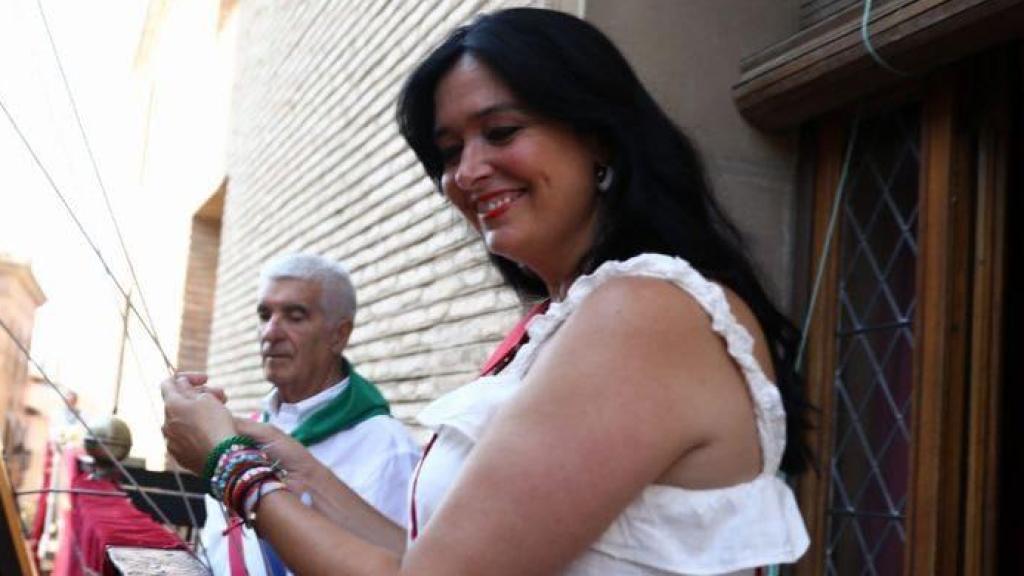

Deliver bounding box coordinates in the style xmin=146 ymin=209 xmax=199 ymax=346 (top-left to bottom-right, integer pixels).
xmin=52 ymin=448 xmax=187 ymax=576
xmin=226 ymin=516 xmax=248 ymax=575
xmin=478 ymin=301 xmax=548 ymax=377
xmin=222 ymin=410 xmax=267 ymax=576
xmin=411 ymin=304 xmax=548 ymax=541
xmin=408 ymin=434 xmax=438 ymax=541
xmin=29 ymin=441 xmax=54 ymax=564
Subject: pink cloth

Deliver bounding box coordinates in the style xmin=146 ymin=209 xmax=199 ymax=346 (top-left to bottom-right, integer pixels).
xmin=52 ymin=449 xmax=187 ymax=576
xmin=28 ymin=441 xmax=53 ymax=566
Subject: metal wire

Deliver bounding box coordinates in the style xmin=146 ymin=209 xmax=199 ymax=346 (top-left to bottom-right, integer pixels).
xmin=32 ymin=0 xmax=167 ymax=348
xmin=0 ymin=316 xmax=184 ymax=537
xmin=860 ymin=0 xmax=913 ymax=77
xmin=795 ymin=114 xmax=863 ymax=371
xmin=0 ymin=95 xmax=174 ymax=372
xmin=0 ymin=92 xmax=211 ymax=565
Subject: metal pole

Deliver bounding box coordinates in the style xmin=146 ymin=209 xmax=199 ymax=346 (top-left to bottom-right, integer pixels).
xmin=112 ymin=291 xmax=131 ymax=415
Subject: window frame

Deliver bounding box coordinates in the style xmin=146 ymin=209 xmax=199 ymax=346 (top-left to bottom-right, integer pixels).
xmin=793 ymin=54 xmax=1012 ymax=575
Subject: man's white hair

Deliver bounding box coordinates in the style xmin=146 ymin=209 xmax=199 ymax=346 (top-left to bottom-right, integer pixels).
xmin=258 ymin=253 xmax=356 ymax=326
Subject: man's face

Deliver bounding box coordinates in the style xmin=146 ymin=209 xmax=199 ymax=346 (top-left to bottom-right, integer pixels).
xmin=256 ymin=278 xmax=343 ymax=395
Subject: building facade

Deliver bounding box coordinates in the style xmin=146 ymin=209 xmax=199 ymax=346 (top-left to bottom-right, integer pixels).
xmin=0 ymin=257 xmax=46 ymax=497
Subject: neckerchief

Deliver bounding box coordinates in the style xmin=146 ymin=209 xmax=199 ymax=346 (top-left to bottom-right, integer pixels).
xmin=235 ymin=364 xmax=388 ymax=576
xmin=261 ymin=363 xmax=390 ymax=447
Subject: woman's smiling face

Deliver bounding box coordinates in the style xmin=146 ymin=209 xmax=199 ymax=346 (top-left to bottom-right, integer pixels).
xmin=433 ymin=54 xmax=602 ymax=293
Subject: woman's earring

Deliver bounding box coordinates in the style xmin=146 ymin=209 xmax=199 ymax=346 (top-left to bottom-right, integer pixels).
xmin=596 ymin=164 xmax=613 ymax=192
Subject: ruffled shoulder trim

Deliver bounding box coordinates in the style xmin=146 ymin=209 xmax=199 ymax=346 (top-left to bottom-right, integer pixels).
xmin=419 ymin=253 xmax=788 ymax=474
xmin=578 ymin=475 xmax=810 ymax=573
xmin=516 ymin=254 xmax=786 ymax=474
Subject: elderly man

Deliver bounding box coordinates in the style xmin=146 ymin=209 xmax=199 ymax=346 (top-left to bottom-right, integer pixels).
xmin=199 ymin=253 xmax=419 ymax=576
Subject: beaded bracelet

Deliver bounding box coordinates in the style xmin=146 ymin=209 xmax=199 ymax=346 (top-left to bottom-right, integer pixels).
xmin=210 ymin=449 xmax=265 ymax=500
xmin=227 ymin=466 xmax=272 ymax=509
xmin=241 ymin=479 xmax=287 ymax=528
xmin=230 ymin=468 xmax=278 ymax=513
xmin=206 ymin=436 xmax=258 ymax=480
xmin=203 ymin=435 xmax=258 ymax=483
xmin=219 ymin=457 xmax=265 ymax=503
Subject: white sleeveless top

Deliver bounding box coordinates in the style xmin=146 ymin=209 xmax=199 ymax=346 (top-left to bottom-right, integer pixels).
xmin=412 ymin=254 xmax=810 ymax=574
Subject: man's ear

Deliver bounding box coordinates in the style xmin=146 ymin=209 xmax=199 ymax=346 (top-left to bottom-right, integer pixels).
xmin=331 ymin=319 xmax=354 ymax=355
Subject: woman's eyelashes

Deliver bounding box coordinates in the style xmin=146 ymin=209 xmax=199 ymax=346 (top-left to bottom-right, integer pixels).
xmin=483 ymin=125 xmax=521 ymax=144
xmin=438 ymin=125 xmax=524 ymax=167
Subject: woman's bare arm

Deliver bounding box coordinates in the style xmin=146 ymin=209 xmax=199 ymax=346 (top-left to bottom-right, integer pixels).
xmin=235 ymin=419 xmax=408 ymax=555
xmin=400 ymin=276 xmax=761 ymax=574
xmin=167 ymin=276 xmax=764 ymax=575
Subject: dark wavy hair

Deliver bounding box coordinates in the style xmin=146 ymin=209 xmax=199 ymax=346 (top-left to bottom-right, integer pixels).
xmin=396 ymin=8 xmax=811 ymax=474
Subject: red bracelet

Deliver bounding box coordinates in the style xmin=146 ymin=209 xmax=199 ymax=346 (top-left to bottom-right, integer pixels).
xmin=230 ymin=468 xmax=277 ymax=513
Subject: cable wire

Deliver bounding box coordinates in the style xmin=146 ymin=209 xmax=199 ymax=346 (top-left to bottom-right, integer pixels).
xmin=0 ymin=95 xmax=173 ymax=372
xmin=0 ymin=316 xmax=187 ymax=543
xmin=795 ymin=114 xmax=863 ymax=372
xmin=0 ymin=91 xmax=210 ymax=564
xmin=33 ymin=0 xmax=166 ymax=345
xmin=31 ymin=0 xmax=212 ymax=552
xmin=860 ymin=0 xmax=912 ymax=77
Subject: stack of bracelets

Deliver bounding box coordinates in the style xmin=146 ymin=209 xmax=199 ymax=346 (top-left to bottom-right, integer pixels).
xmin=204 ymin=435 xmax=287 ymax=526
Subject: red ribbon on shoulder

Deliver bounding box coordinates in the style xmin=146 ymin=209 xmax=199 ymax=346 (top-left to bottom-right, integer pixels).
xmin=477 ymin=300 xmax=549 ymax=377
xmin=410 ymin=300 xmax=549 ymax=541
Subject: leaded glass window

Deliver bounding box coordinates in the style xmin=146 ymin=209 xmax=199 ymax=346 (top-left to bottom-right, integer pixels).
xmin=825 ymin=105 xmax=920 ymax=575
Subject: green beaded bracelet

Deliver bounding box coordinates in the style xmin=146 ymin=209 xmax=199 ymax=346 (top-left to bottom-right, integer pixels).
xmin=202 ymin=434 xmax=258 ymax=483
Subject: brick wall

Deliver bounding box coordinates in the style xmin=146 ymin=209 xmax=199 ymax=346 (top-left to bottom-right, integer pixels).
xmin=207 ymin=0 xmax=550 ymax=437
xmin=177 ymin=187 xmax=224 ymax=372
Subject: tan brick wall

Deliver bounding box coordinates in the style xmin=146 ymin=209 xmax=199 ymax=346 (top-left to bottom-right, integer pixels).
xmin=177 ymin=188 xmax=224 ymax=372
xmin=207 ymin=1 xmax=549 ymax=437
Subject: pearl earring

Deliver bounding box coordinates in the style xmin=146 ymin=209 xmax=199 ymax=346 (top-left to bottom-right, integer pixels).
xmin=596 ymin=164 xmax=613 ymax=192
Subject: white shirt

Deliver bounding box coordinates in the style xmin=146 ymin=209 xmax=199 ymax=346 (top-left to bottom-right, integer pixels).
xmin=201 ymin=376 xmax=421 ymax=576
xmin=413 ymin=255 xmax=808 ymax=574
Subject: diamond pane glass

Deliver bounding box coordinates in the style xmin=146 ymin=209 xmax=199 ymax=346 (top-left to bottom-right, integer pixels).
xmin=827 ymin=105 xmax=919 ymax=576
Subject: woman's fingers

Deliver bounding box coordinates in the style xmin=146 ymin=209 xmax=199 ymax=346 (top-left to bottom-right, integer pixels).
xmin=234 ymin=418 xmax=281 ymax=444
xmin=197 ymin=386 xmax=228 ymax=404
xmin=235 ymin=418 xmax=316 ymax=479
xmin=159 ymin=372 xmax=237 ymax=474
xmin=161 ymin=373 xmax=202 ymax=401
xmin=160 ymin=373 xmax=227 ymax=403
xmin=176 ymin=372 xmax=208 ymax=387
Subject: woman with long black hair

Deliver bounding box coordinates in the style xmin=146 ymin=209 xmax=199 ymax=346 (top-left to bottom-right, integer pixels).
xmin=163 ymin=8 xmax=810 ymax=574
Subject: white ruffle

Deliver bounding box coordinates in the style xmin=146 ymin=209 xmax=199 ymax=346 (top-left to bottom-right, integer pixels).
xmin=574 ymin=476 xmax=808 ymax=574
xmin=415 ymin=253 xmax=809 ymax=574
xmin=515 ymin=253 xmax=787 ymax=474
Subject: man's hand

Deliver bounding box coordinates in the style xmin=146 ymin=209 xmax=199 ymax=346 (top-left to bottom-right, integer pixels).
xmin=161 ymin=373 xmax=237 ymax=475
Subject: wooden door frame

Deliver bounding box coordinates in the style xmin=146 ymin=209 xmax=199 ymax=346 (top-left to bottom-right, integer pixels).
xmin=794 ymin=51 xmax=1012 ymax=575
xmin=0 ymin=444 xmax=37 ymax=576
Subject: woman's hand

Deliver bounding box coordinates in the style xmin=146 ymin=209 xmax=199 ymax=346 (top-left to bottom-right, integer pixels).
xmin=235 ymin=418 xmax=319 ymax=493
xmin=161 ymin=373 xmax=237 ymax=475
